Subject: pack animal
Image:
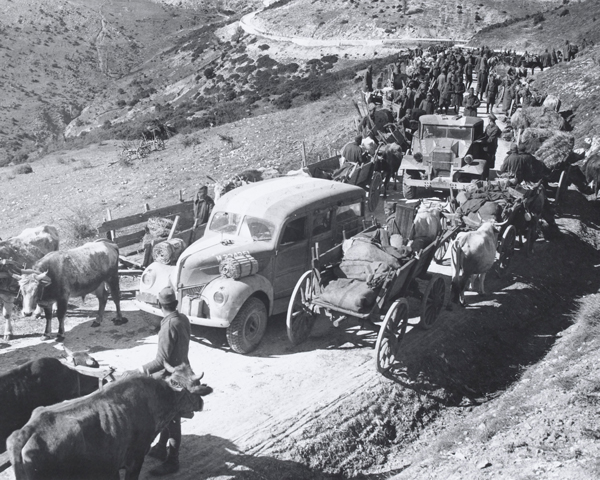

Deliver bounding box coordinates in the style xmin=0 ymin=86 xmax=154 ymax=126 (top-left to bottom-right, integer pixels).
xmin=374 ymin=143 xmax=403 ymax=194
xmin=0 ymin=357 xmax=98 ymax=454
xmin=0 ymin=225 xmax=59 ymax=340
xmin=13 ymin=240 xmax=125 ymax=342
xmin=450 ymin=220 xmax=505 ymax=306
xmin=7 ymin=363 xmax=212 ymax=480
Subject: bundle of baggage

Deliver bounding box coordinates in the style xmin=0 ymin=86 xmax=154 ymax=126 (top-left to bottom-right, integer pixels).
xmin=316 ymin=229 xmax=412 ymax=312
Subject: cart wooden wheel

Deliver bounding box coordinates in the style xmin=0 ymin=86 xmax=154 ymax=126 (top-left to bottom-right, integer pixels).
xmin=498 ymin=225 xmax=516 ymax=273
xmin=434 ymin=217 xmax=450 ymax=264
xmin=418 ymin=274 xmax=446 ymax=330
xmin=375 ymin=298 xmax=409 ymax=374
xmin=287 ymin=270 xmax=320 ymax=345
xmin=368 ymin=171 xmax=383 ymax=212
xmin=555 ymin=168 xmax=568 ymax=206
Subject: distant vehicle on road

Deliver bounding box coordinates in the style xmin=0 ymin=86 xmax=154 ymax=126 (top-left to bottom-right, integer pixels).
xmin=399 ymin=114 xmax=490 ymax=198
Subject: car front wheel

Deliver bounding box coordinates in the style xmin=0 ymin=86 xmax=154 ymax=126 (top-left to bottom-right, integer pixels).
xmin=226 ymin=297 xmax=268 ymax=354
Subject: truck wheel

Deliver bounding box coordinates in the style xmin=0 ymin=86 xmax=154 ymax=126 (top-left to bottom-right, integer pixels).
xmin=403 ymin=178 xmax=417 ymax=199
xmin=226 ymin=297 xmax=268 ymax=354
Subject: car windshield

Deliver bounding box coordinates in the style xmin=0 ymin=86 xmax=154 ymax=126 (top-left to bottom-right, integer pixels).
xmin=208 ymin=212 xmax=275 ymax=241
xmin=446 ymin=127 xmax=472 ymax=141
xmin=421 ymin=124 xmax=472 ymax=141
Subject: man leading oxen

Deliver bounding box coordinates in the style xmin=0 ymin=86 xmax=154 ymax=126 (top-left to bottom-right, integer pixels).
xmin=13 ymin=239 xmax=126 ymax=342
xmin=0 ymin=225 xmax=59 ymax=340
xmin=450 ymin=220 xmax=507 ymax=307
xmin=7 ymin=363 xmax=212 ymax=480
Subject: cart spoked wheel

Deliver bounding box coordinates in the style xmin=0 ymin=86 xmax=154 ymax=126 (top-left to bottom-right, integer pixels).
xmin=497 ymin=225 xmax=516 ymax=274
xmin=525 ymin=217 xmax=538 ymax=257
xmin=375 ymin=298 xmax=409 ymax=374
xmin=418 ymin=274 xmax=446 ymax=330
xmin=368 ymin=172 xmax=383 ymax=212
xmin=434 ymin=217 xmax=450 ymax=264
xmin=287 ymin=270 xmax=320 ymax=345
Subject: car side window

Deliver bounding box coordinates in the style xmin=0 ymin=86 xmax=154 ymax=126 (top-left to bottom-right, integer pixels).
xmin=312 ymin=210 xmax=332 ymax=236
xmin=281 ymin=217 xmax=306 ymax=244
xmin=336 ymin=203 xmax=362 ymax=222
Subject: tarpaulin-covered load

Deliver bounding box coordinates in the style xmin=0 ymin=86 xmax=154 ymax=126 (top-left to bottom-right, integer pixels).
xmin=317 ymin=230 xmax=411 ymax=312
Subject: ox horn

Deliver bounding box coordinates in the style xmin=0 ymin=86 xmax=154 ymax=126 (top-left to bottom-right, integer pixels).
xmin=36 ymin=271 xmax=52 ymax=285
xmin=20 ymin=268 xmax=39 ymax=275
xmin=494 ymin=219 xmax=510 ymax=228
xmin=191 ymin=371 xmax=205 ymax=385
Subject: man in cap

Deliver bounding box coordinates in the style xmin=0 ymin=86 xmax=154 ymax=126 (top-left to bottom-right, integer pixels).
xmin=482 ymin=113 xmax=502 ymax=171
xmin=499 ymin=143 xmax=523 ymax=182
xmin=463 ymin=87 xmax=481 ymax=117
xmin=142 ymin=286 xmax=192 ymax=476
xmin=341 ymin=135 xmax=364 ymax=165
xmin=419 ymin=92 xmax=436 ymax=115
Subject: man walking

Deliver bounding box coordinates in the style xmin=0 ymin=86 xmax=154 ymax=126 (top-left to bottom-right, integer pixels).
xmin=143 ymin=286 xmax=192 ymax=476
xmin=463 ymin=87 xmax=481 ymax=117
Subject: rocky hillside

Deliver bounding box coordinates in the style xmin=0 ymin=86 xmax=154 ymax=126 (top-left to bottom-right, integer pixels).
xmin=471 ymin=0 xmax=600 ymax=52
xmin=0 ymin=0 xmax=232 ymax=165
xmin=250 ymin=0 xmax=563 ymax=42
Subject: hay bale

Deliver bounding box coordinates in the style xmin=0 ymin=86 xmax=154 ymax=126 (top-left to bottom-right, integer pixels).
xmin=542 ymin=94 xmax=561 ymax=112
xmin=534 ymin=131 xmax=575 ymax=170
xmin=143 ymin=217 xmax=174 ymax=246
xmin=512 ymin=106 xmax=566 ymax=131
xmin=520 ymin=128 xmax=555 ymax=154
xmin=152 ymin=238 xmax=186 ymax=265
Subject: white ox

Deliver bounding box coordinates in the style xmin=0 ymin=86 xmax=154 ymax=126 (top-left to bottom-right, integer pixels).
xmin=0 ymin=226 xmax=59 ymax=340
xmin=450 ymin=220 xmax=504 ymax=306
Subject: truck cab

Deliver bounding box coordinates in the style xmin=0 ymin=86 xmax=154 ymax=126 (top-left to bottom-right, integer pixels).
xmin=400 ymin=114 xmax=489 ymax=198
xmin=136 ymin=177 xmax=366 ymax=354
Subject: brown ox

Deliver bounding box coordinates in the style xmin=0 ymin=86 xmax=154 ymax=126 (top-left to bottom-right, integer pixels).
xmin=13 ymin=239 xmax=124 ymax=342
xmin=7 ymin=363 xmax=212 ymax=480
xmin=0 ymin=225 xmax=59 ymax=340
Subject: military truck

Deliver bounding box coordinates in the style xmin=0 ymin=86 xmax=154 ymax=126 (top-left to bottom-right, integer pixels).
xmin=399 ymin=114 xmax=490 ymax=198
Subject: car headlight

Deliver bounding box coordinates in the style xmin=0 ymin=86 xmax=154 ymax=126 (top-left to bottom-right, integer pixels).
xmin=213 ymin=291 xmax=226 ymax=304
xmin=141 ymin=269 xmax=156 ymax=288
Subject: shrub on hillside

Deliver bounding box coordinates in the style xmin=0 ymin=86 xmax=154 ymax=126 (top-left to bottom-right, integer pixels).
xmin=64 ymin=207 xmax=96 ymax=240
xmin=14 ymin=164 xmax=33 ymax=175
xmin=258 ymin=44 xmax=270 ymax=51
xmin=256 ymin=55 xmax=278 ymax=69
xmin=273 ymin=93 xmax=293 ymax=110
xmin=204 ymin=67 xmax=216 ymax=79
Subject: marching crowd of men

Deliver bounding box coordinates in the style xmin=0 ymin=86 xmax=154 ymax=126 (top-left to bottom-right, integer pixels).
xmin=362 ymin=42 xmax=580 ymax=125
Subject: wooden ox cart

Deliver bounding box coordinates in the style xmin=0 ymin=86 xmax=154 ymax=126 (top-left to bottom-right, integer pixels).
xmin=285 ymin=203 xmax=458 ymax=374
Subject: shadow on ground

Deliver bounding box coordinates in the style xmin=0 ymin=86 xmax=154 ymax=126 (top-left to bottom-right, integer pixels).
xmin=381 ymin=224 xmax=600 ymax=406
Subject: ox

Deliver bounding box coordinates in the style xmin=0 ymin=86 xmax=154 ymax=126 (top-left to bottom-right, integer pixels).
xmin=7 ymin=363 xmax=212 ymax=480
xmin=0 ymin=357 xmax=98 ymax=454
xmin=13 ymin=239 xmax=125 ymax=342
xmin=374 ymin=142 xmax=403 ymax=194
xmin=408 ymin=203 xmax=443 ymax=252
xmin=450 ymin=220 xmax=504 ymax=306
xmin=0 ymin=225 xmax=59 ymax=340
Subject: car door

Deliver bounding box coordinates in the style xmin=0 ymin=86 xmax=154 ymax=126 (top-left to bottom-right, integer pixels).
xmin=311 ymin=207 xmax=334 ymax=255
xmin=273 ymin=216 xmax=310 ymax=300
